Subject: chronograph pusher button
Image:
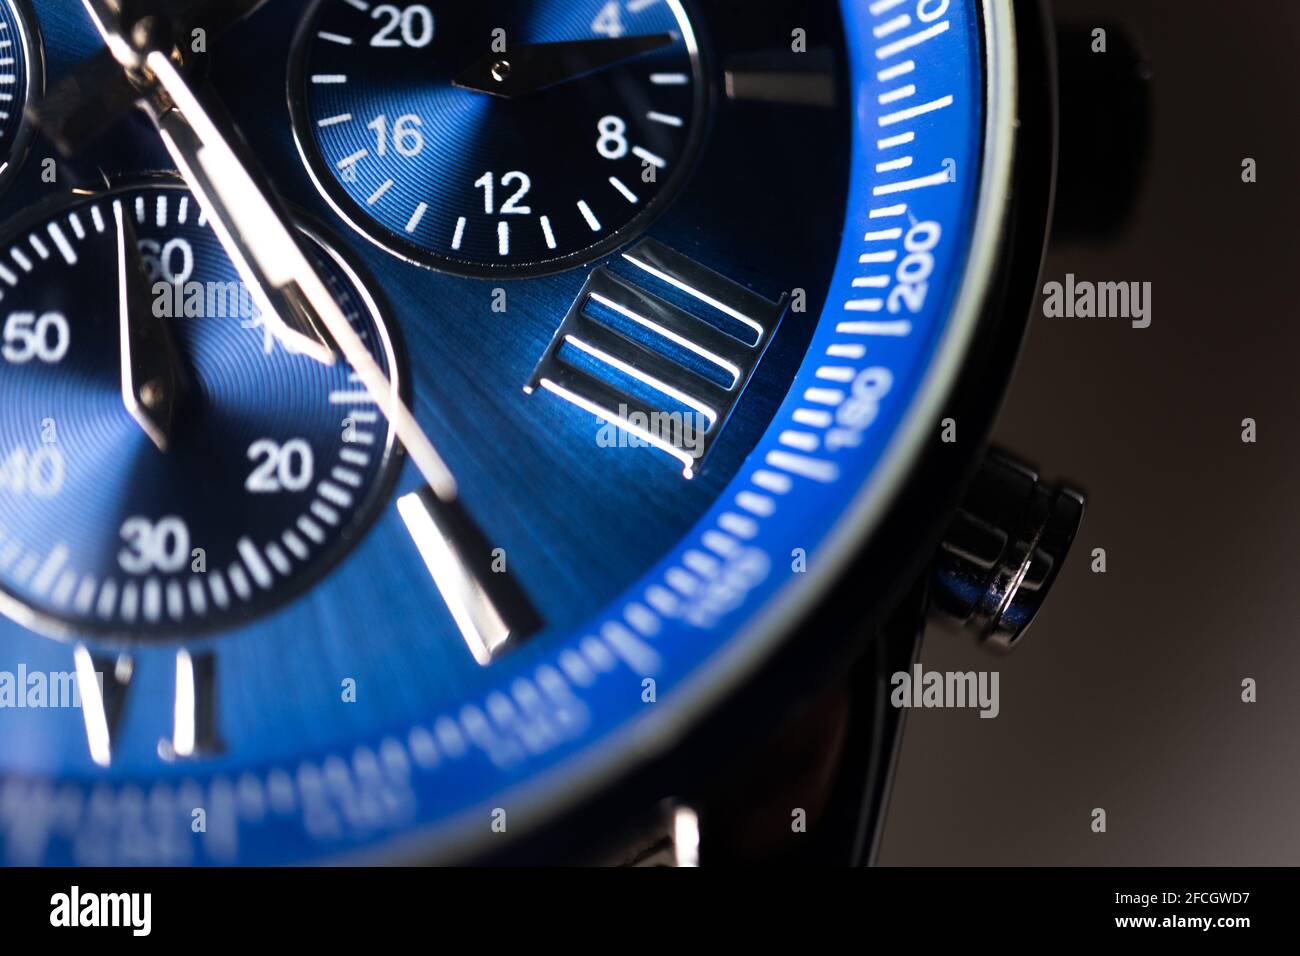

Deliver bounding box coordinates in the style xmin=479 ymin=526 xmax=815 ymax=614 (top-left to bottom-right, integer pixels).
xmin=931 ymin=452 xmax=1085 ymax=652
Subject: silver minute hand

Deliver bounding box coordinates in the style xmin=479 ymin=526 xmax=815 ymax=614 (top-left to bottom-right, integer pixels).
xmin=78 ymin=2 xmax=544 ymax=661
xmin=79 ymin=0 xmax=458 ymax=501
xmin=144 ymin=62 xmax=339 ymax=367
xmin=82 ymin=0 xmax=332 ymax=366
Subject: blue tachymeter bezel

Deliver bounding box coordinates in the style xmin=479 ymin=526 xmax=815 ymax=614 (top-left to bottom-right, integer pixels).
xmin=0 ymin=0 xmax=1025 ymax=865
xmin=0 ymin=0 xmax=44 ymax=194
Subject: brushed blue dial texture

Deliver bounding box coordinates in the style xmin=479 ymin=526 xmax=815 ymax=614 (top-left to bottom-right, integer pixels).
xmin=0 ymin=0 xmax=987 ymax=865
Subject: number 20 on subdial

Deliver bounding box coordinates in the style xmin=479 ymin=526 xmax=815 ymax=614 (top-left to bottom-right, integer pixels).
xmin=292 ymin=0 xmax=705 ymax=274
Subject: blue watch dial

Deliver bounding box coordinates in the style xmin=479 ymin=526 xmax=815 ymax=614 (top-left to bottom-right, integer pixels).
xmin=0 ymin=0 xmax=1005 ymax=867
xmin=292 ymin=0 xmax=704 ymax=274
xmin=0 ymin=183 xmax=401 ymax=639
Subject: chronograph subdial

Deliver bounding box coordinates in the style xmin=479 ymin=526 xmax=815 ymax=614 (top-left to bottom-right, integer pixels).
xmin=0 ymin=0 xmax=41 ymax=193
xmin=0 ymin=183 xmax=403 ymax=640
xmin=290 ymin=0 xmax=705 ymax=276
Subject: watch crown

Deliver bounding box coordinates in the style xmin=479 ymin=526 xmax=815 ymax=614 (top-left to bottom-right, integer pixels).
xmin=931 ymin=451 xmax=1085 ymax=651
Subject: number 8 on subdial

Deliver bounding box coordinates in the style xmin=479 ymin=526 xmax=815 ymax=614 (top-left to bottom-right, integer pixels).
xmin=290 ymin=0 xmax=705 ymax=276
xmin=0 ymin=185 xmax=403 ymax=639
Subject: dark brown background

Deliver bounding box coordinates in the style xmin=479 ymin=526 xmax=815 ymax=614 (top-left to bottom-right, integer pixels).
xmin=879 ymin=0 xmax=1300 ymax=864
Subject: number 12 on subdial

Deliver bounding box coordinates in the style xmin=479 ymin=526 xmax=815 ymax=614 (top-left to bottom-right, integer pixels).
xmin=293 ymin=0 xmax=704 ymax=274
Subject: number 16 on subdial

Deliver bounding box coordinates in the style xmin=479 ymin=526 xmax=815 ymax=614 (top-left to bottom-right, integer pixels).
xmin=293 ymin=0 xmax=704 ymax=274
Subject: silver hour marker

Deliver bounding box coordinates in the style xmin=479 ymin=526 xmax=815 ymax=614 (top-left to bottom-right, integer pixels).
xmin=398 ymin=488 xmax=542 ymax=665
xmin=525 ymin=239 xmax=787 ymax=478
xmin=74 ymin=644 xmax=225 ymax=766
xmin=158 ymin=649 xmax=224 ymax=760
xmin=724 ymin=71 xmax=835 ymax=106
xmin=722 ymin=50 xmax=836 ymax=107
xmin=75 ymin=646 xmax=133 ymax=768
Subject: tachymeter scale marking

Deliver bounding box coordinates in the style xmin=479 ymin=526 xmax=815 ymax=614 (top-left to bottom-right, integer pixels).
xmin=291 ymin=0 xmax=704 ymax=274
xmin=0 ymin=185 xmax=402 ymax=638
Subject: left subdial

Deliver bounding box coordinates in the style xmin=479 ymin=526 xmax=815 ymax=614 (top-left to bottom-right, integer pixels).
xmin=0 ymin=0 xmax=42 ymax=191
xmin=0 ymin=184 xmax=403 ymax=640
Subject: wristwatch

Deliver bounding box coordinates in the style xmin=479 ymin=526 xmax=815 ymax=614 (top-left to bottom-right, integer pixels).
xmin=0 ymin=0 xmax=1088 ymax=866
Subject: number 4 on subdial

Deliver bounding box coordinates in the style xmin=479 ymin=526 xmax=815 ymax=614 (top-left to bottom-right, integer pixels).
xmin=292 ymin=0 xmax=705 ymax=275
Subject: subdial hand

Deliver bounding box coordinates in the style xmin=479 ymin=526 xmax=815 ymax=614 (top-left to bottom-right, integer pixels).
xmin=115 ymin=199 xmax=189 ymax=452
xmin=453 ymin=33 xmax=674 ymax=99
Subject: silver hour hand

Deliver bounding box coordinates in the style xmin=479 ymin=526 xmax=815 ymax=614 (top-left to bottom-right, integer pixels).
xmin=116 ymin=199 xmax=187 ymax=452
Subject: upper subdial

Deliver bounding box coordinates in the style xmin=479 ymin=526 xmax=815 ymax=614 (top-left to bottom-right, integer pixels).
xmin=291 ymin=0 xmax=705 ymax=276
